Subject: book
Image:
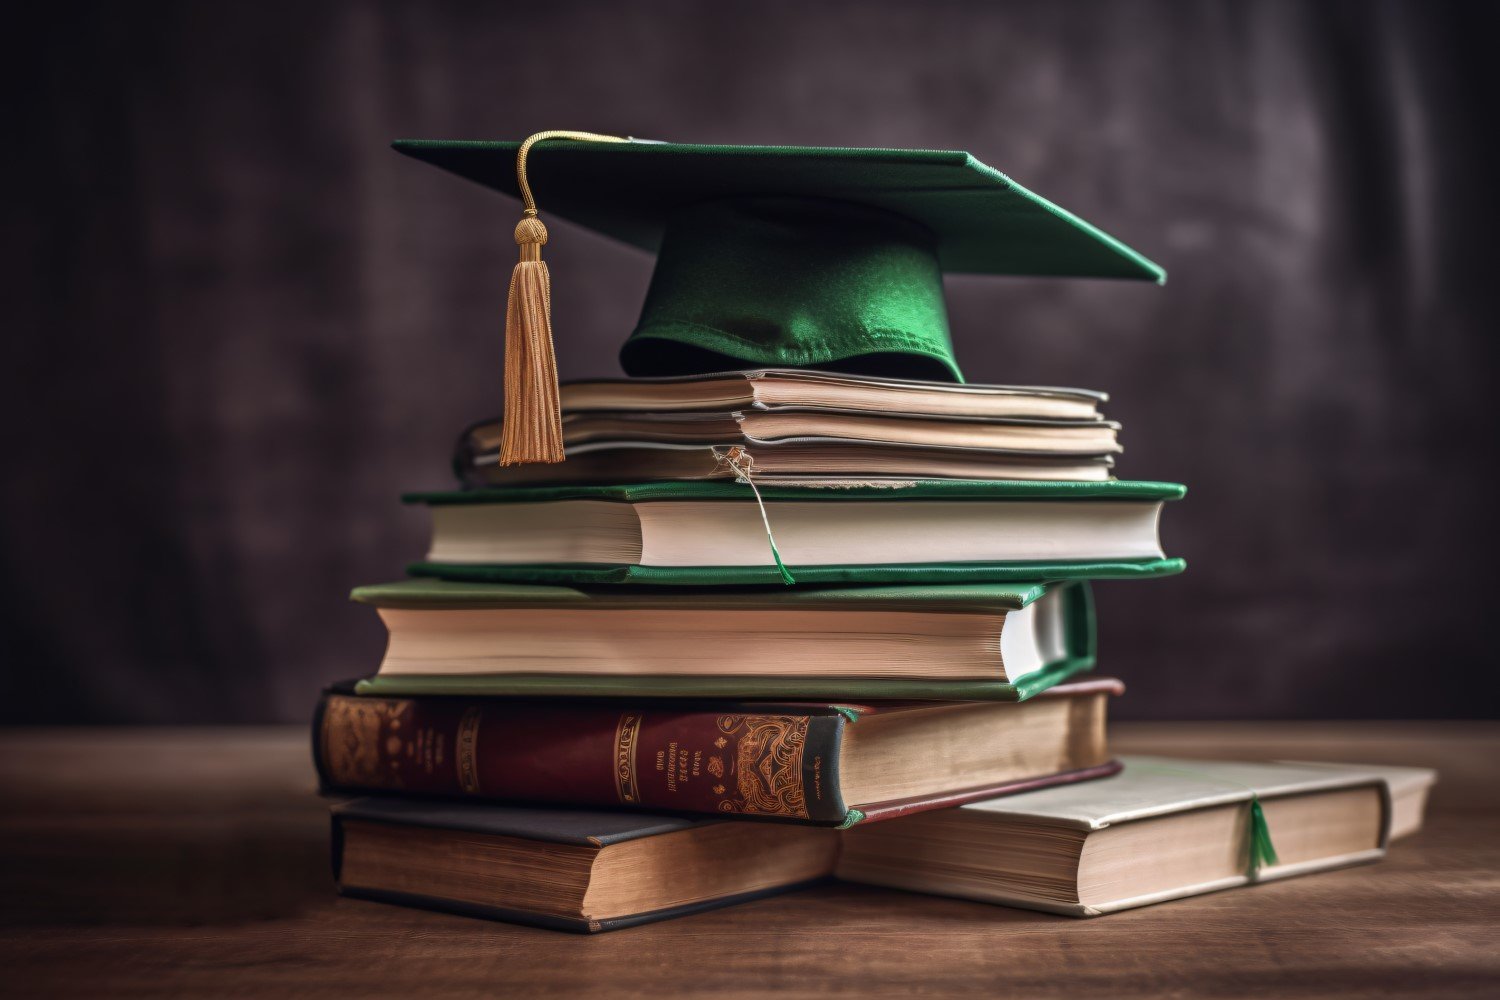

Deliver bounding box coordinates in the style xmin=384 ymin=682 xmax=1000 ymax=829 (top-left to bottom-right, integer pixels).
xmin=836 ymin=756 xmax=1392 ymax=916
xmin=1278 ymin=761 xmax=1437 ymax=840
xmin=556 ymin=410 xmax=1118 ymax=452
xmin=460 ymin=372 xmax=1123 ymax=485
xmin=331 ymin=756 xmax=1432 ymax=933
xmin=405 ymin=480 xmax=1186 ymax=587
xmin=554 ymin=370 xmax=1109 ymax=420
xmin=346 ymin=578 xmax=1095 ymax=701
xmin=459 ymin=440 xmax=1116 ymax=488
xmin=313 ymin=679 xmax=1122 ymax=827
xmin=458 ymin=371 xmax=1124 ymax=485
xmin=331 ymin=797 xmax=837 ymax=932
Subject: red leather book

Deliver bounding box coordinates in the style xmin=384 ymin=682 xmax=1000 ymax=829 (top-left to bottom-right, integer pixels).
xmin=313 ymin=679 xmax=1122 ymax=827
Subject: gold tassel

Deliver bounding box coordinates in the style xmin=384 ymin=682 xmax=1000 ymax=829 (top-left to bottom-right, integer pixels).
xmin=500 ymin=215 xmax=562 ymax=464
xmin=499 ymin=130 xmax=630 ymax=466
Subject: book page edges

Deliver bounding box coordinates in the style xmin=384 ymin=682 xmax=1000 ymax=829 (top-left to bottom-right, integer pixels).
xmin=865 ymin=848 xmax=1386 ymax=919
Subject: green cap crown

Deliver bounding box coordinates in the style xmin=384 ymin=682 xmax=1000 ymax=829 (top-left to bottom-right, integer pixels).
xmin=394 ymin=138 xmax=1164 ymax=383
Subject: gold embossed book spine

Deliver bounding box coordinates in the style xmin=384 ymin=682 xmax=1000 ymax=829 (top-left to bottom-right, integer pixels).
xmin=313 ymin=691 xmax=850 ymax=824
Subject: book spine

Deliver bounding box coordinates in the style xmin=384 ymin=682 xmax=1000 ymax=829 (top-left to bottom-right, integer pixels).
xmin=314 ymin=693 xmax=849 ymax=824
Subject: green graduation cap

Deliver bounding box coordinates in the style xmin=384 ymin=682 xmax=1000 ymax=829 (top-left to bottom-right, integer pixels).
xmin=394 ymin=131 xmax=1164 ymax=465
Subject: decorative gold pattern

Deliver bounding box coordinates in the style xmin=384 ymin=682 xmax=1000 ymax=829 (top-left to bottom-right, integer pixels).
xmin=614 ymin=712 xmax=643 ymax=804
xmin=320 ymin=696 xmax=411 ymax=789
xmin=706 ymin=755 xmax=724 ymax=778
xmin=456 ymin=707 xmax=483 ymax=794
xmin=732 ymin=715 xmax=810 ymax=818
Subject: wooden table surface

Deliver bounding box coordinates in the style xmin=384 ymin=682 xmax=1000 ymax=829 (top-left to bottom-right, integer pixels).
xmin=4 ymin=722 xmax=1497 ymax=998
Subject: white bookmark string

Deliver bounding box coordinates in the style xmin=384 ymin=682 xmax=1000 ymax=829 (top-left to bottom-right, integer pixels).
xmin=715 ymin=447 xmax=795 ymax=585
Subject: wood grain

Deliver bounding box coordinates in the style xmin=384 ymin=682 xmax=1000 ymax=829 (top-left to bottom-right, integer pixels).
xmin=3 ymin=723 xmax=1496 ymax=998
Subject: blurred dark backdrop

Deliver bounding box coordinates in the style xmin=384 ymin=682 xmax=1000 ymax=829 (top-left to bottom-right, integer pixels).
xmin=5 ymin=0 xmax=1497 ymax=723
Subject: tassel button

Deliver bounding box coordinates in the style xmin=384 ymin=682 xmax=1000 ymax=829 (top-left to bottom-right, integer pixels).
xmin=515 ymin=216 xmax=548 ymax=262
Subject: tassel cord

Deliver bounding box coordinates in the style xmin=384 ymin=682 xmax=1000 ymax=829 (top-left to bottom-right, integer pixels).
xmin=498 ymin=130 xmax=631 ymax=466
xmin=515 ymin=130 xmax=630 ymax=216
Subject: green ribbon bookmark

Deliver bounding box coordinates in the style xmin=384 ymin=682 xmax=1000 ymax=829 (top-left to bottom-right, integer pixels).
xmin=1247 ymin=795 xmax=1280 ymax=876
xmin=718 ymin=447 xmax=796 ymax=585
xmin=1131 ymin=763 xmax=1281 ymax=879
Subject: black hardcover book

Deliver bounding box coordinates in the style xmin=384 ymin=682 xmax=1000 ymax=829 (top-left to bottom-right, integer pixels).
xmin=331 ymin=798 xmax=837 ymax=932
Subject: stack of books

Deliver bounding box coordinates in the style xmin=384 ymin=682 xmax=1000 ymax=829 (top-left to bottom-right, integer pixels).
xmin=313 ymin=369 xmax=1434 ymax=932
xmin=312 ymin=136 xmax=1434 ymax=933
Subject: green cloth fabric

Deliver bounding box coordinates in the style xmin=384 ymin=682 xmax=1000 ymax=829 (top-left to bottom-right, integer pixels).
xmin=622 ymin=198 xmax=959 ymax=381
xmin=393 ymin=139 xmax=1165 ymax=380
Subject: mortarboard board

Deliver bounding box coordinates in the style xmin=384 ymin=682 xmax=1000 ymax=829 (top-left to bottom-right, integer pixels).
xmin=394 ymin=133 xmax=1164 ymax=465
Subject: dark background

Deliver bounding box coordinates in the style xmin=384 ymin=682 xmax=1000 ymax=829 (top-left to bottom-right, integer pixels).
xmin=5 ymin=0 xmax=1496 ymax=723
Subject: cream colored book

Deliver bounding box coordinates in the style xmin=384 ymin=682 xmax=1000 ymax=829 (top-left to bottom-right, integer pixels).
xmin=836 ymin=756 xmax=1394 ymax=917
xmin=350 ymin=579 xmax=1091 ymax=692
xmin=1278 ymin=761 xmax=1437 ymax=840
xmin=557 ymin=370 xmax=1107 ymax=420
xmin=551 ymin=410 xmax=1121 ymax=454
xmin=464 ymin=442 xmax=1116 ymax=487
xmin=419 ymin=495 xmax=1169 ymax=569
xmin=458 ymin=371 xmax=1118 ymax=487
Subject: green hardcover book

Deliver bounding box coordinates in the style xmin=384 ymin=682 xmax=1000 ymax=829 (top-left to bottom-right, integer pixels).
xmin=403 ymin=479 xmax=1185 ymax=587
xmin=350 ymin=577 xmax=1095 ymax=701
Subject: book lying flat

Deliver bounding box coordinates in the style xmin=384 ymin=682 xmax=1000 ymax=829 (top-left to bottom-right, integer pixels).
xmin=349 ymin=578 xmax=1094 ymax=701
xmin=554 ymin=370 xmax=1108 ymax=420
xmin=314 ymin=679 xmax=1122 ymax=827
xmin=485 ymin=410 xmax=1120 ymax=453
xmin=405 ymin=480 xmax=1186 ymax=587
xmin=459 ymin=371 xmax=1119 ymax=487
xmin=459 ymin=440 xmax=1116 ymax=488
xmin=332 ymin=756 xmax=1432 ymax=933
xmin=1278 ymin=761 xmax=1437 ymax=840
xmin=836 ymin=756 xmax=1394 ymax=916
xmin=332 ymin=798 xmax=838 ymax=933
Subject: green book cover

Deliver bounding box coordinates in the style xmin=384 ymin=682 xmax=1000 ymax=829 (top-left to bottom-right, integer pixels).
xmin=351 ymin=579 xmax=1096 ymax=702
xmin=401 ymin=479 xmax=1186 ymax=586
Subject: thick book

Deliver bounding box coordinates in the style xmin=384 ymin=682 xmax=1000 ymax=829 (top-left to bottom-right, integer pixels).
xmin=348 ymin=578 xmax=1095 ymax=701
xmin=836 ymin=756 xmax=1393 ymax=916
xmin=331 ymin=798 xmax=837 ymax=933
xmin=1278 ymin=761 xmax=1437 ymax=840
xmin=313 ymin=679 xmax=1122 ymax=827
xmin=405 ymin=480 xmax=1186 ymax=587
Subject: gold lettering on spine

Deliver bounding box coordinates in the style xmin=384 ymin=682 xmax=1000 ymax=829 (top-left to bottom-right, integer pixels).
xmin=456 ymin=707 xmax=482 ymax=794
xmin=614 ymin=712 xmax=643 ymax=804
xmin=321 ymin=696 xmax=411 ymax=789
